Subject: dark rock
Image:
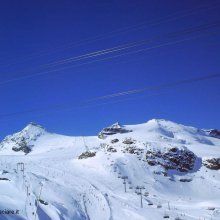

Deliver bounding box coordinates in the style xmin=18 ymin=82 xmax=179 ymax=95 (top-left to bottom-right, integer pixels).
xmin=146 ymin=147 xmax=196 ymax=172
xmin=2 ymin=170 xmax=9 ymax=174
xmin=106 ymin=146 xmax=117 ymax=153
xmin=202 ymin=129 xmax=220 ymax=139
xmin=39 ymin=199 xmax=48 ymax=205
xmin=0 ymin=178 xmax=9 ymax=181
xmin=208 ymin=129 xmax=220 ymax=139
xmin=12 ymin=144 xmax=31 ymax=154
xmin=179 ymin=178 xmax=192 ymax=182
xmin=111 ymin=139 xmax=119 ymax=144
xmin=124 ymin=145 xmax=142 ymax=155
xmin=125 ymin=146 xmax=135 ymax=154
xmin=78 ymin=151 xmax=96 ymax=159
xmin=169 ymin=147 xmax=178 ymax=152
xmin=153 ymin=171 xmax=167 ymax=176
xmin=207 ymin=207 xmax=215 ymax=210
xmin=147 ymin=160 xmax=157 ymax=166
xmin=123 ymin=138 xmax=135 ymax=145
xmin=203 ymin=158 xmax=220 ymax=170
xmin=98 ymin=122 xmax=132 ymax=137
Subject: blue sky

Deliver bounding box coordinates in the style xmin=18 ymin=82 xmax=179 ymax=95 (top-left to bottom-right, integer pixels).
xmin=0 ymin=0 xmax=220 ymax=139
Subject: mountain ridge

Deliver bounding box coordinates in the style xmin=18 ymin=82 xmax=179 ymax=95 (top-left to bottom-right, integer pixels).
xmin=0 ymin=119 xmax=219 ymax=155
xmin=0 ymin=119 xmax=219 ymax=219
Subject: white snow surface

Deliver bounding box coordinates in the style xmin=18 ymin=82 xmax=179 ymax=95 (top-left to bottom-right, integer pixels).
xmin=0 ymin=119 xmax=219 ymax=220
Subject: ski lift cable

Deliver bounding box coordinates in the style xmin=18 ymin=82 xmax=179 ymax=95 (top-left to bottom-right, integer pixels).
xmin=1 ymin=1 xmax=219 ymax=66
xmin=0 ymin=26 xmax=219 ymax=87
xmin=0 ymin=72 xmax=219 ymax=119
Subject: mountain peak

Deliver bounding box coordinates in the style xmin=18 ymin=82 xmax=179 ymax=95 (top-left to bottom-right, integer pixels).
xmin=24 ymin=122 xmax=45 ymax=130
xmin=0 ymin=122 xmax=47 ymax=154
xmin=22 ymin=122 xmax=46 ymax=135
xmin=147 ymin=118 xmax=173 ymax=124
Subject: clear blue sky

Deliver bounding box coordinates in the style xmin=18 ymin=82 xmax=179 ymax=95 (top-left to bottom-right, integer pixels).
xmin=0 ymin=0 xmax=220 ymax=139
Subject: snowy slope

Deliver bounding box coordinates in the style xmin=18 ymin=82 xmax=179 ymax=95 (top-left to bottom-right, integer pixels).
xmin=0 ymin=119 xmax=220 ymax=220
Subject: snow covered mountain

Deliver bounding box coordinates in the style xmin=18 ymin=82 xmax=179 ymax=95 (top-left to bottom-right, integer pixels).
xmin=0 ymin=122 xmax=47 ymax=154
xmin=0 ymin=119 xmax=220 ymax=220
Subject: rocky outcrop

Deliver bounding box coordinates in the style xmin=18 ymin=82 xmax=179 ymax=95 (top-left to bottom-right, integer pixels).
xmin=111 ymin=139 xmax=119 ymax=144
xmin=146 ymin=147 xmax=196 ymax=172
xmin=179 ymin=178 xmax=192 ymax=182
xmin=11 ymin=137 xmax=32 ymax=154
xmin=123 ymin=138 xmax=136 ymax=145
xmin=208 ymin=129 xmax=220 ymax=139
xmin=124 ymin=145 xmax=143 ymax=155
xmin=78 ymin=151 xmax=96 ymax=159
xmin=203 ymin=158 xmax=220 ymax=170
xmin=98 ymin=122 xmax=132 ymax=138
xmin=39 ymin=199 xmax=48 ymax=205
xmin=0 ymin=178 xmax=9 ymax=181
xmin=0 ymin=122 xmax=46 ymax=154
xmin=106 ymin=146 xmax=117 ymax=152
xmin=202 ymin=129 xmax=220 ymax=139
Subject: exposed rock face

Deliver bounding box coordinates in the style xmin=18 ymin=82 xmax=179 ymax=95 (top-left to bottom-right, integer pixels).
xmin=11 ymin=137 xmax=32 ymax=154
xmin=203 ymin=158 xmax=220 ymax=170
xmin=124 ymin=146 xmax=143 ymax=155
xmin=111 ymin=139 xmax=119 ymax=144
xmin=122 ymin=138 xmax=135 ymax=145
xmin=146 ymin=147 xmax=196 ymax=172
xmin=100 ymin=143 xmax=117 ymax=153
xmin=208 ymin=129 xmax=220 ymax=139
xmin=0 ymin=122 xmax=46 ymax=154
xmin=98 ymin=122 xmax=132 ymax=138
xmin=106 ymin=146 xmax=117 ymax=153
xmin=78 ymin=151 xmax=96 ymax=159
xmin=201 ymin=129 xmax=220 ymax=139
